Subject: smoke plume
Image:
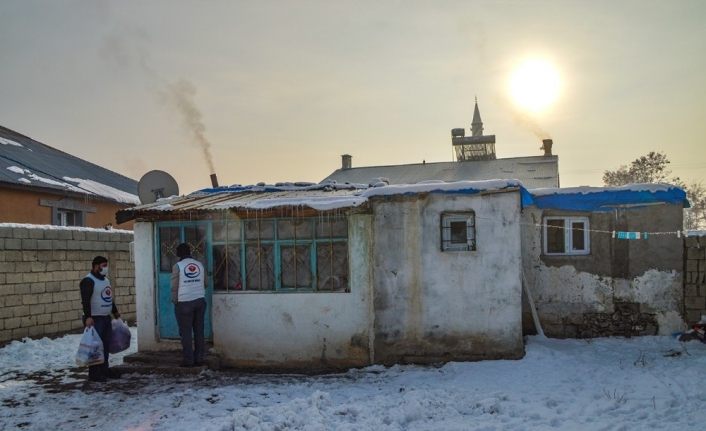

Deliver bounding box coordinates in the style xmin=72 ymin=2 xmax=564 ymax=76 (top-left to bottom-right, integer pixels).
xmin=510 ymin=110 xmax=551 ymax=141
xmin=162 ymin=79 xmax=216 ymax=173
xmin=100 ymin=28 xmax=216 ymax=174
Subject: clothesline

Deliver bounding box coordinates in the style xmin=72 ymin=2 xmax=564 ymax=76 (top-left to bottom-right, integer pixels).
xmin=473 ymin=215 xmax=688 ymax=238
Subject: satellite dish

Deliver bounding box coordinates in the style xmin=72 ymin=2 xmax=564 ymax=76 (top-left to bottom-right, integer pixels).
xmin=138 ymin=170 xmax=179 ymax=204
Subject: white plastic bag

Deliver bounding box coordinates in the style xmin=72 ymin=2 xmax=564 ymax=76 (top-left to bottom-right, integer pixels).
xmin=76 ymin=327 xmax=104 ymax=367
xmin=109 ymin=318 xmax=131 ymax=354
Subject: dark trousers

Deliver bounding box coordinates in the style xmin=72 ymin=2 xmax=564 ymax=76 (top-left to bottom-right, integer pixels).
xmin=88 ymin=315 xmax=112 ymax=380
xmin=175 ymin=297 xmax=206 ymax=365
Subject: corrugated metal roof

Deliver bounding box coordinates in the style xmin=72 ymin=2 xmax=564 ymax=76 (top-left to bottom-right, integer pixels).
xmin=0 ymin=125 xmax=139 ymax=204
xmin=118 ymin=184 xmax=369 ymax=223
xmin=321 ymin=155 xmax=559 ymax=189
xmin=118 ymin=180 xmax=530 ymax=223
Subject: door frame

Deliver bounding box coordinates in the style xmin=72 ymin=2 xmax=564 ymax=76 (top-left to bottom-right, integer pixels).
xmin=154 ymin=220 xmax=214 ymax=340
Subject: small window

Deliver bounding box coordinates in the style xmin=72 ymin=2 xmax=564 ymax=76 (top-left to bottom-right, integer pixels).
xmin=441 ymin=212 xmax=476 ymax=251
xmin=57 ymin=209 xmax=83 ymax=227
xmin=543 ymin=216 xmax=590 ymax=255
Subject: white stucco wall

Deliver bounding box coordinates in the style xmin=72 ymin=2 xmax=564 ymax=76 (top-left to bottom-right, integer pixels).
xmin=371 ymin=191 xmax=524 ymax=362
xmin=133 ymin=222 xmax=160 ymax=350
xmin=212 ymin=214 xmax=374 ymax=368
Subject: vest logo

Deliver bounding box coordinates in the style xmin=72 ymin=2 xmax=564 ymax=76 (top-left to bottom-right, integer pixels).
xmin=101 ymin=286 xmax=112 ymax=303
xmin=184 ymin=263 xmax=201 ymax=279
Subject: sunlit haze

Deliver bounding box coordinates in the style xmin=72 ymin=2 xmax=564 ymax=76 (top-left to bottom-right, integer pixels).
xmin=0 ymin=1 xmax=704 ymax=193
xmin=509 ymin=58 xmax=561 ymax=113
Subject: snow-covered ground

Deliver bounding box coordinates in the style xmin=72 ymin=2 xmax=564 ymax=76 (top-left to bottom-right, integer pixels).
xmin=1 ymin=331 xmax=706 ymax=430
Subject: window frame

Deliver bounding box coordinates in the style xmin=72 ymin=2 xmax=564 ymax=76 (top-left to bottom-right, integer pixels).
xmin=440 ymin=211 xmax=476 ymax=252
xmin=543 ymin=216 xmax=590 ymax=256
xmin=211 ymin=216 xmax=349 ymax=293
xmin=56 ymin=208 xmax=83 ymax=227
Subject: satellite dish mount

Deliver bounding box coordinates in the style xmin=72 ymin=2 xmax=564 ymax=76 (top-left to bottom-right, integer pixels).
xmin=137 ymin=170 xmax=179 ymax=204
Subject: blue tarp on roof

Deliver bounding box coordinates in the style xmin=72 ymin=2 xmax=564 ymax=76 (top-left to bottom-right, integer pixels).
xmin=525 ymin=186 xmax=689 ymax=212
xmin=195 ymin=181 xmax=688 ymax=213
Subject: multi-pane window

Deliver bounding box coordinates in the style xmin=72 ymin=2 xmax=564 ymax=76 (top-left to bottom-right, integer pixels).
xmin=158 ymin=226 xmax=180 ymax=272
xmin=212 ymin=216 xmax=349 ymax=292
xmin=57 ymin=209 xmax=82 ymax=227
xmin=441 ymin=212 xmax=476 ymax=251
xmin=158 ymin=225 xmax=208 ymax=272
xmin=543 ymin=216 xmax=590 ymax=255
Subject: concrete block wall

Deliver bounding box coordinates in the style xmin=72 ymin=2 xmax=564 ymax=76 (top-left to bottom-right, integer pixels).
xmin=684 ymin=234 xmax=706 ymax=324
xmin=0 ymin=224 xmax=135 ymax=344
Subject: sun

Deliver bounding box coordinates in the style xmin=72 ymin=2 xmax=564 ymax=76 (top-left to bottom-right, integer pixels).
xmin=509 ymin=58 xmax=561 ymax=113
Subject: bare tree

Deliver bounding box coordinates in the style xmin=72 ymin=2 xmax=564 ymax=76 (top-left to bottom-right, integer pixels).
xmin=603 ymin=152 xmax=705 ymax=230
xmin=684 ymin=182 xmax=706 ymax=230
xmin=602 ymin=151 xmax=679 ymax=186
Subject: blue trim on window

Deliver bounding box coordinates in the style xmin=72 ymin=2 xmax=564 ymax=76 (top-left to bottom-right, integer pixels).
xmin=182 ymin=216 xmax=348 ymax=293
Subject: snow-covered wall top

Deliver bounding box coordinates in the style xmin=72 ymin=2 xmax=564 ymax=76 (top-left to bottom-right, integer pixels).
xmin=526 ymin=183 xmax=688 ymax=212
xmin=0 ymin=222 xmax=132 ymax=234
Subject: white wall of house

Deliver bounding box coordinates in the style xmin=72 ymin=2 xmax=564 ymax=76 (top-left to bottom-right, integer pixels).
xmin=133 ymin=222 xmax=165 ymax=350
xmin=211 ymin=214 xmax=374 ymax=368
xmin=371 ymin=191 xmax=525 ymax=362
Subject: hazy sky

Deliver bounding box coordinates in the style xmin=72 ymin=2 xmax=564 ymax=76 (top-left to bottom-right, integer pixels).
xmin=1 ymin=0 xmax=704 ymax=193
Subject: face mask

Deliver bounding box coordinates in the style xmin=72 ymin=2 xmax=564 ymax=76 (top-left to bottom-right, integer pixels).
xmin=99 ymin=266 xmax=109 ymax=276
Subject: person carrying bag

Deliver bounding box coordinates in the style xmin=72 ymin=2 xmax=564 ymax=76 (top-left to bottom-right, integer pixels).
xmin=109 ymin=318 xmax=131 ymax=354
xmin=76 ymin=327 xmax=104 ymax=367
xmin=79 ymin=256 xmax=121 ymax=382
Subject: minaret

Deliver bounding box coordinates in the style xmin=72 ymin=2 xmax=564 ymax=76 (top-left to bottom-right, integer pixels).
xmin=450 ymin=96 xmax=496 ymax=161
xmin=471 ymin=97 xmax=483 ymax=137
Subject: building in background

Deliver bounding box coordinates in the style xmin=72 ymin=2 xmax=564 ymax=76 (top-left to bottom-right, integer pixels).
xmin=0 ymin=125 xmax=138 ymax=228
xmin=323 ymin=100 xmax=559 ymax=189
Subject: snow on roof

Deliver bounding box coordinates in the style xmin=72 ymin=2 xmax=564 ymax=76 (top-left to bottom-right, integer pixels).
xmin=361 ymin=179 xmax=523 ymax=198
xmin=121 ymin=179 xmax=688 ymax=222
xmin=529 ymin=183 xmax=678 ymax=196
xmin=0 ymin=125 xmax=138 ymax=204
xmin=120 ymin=179 xmax=525 ymax=222
xmin=526 ymin=183 xmax=689 ymax=211
xmin=322 ymin=156 xmax=559 ymax=189
xmin=3 ymin=165 xmax=139 ymax=205
xmin=63 ymin=176 xmax=140 ymax=205
xmin=0 ymin=136 xmax=24 ymax=147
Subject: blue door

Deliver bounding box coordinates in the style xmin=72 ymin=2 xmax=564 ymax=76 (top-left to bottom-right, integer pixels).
xmin=156 ymin=222 xmax=213 ymax=340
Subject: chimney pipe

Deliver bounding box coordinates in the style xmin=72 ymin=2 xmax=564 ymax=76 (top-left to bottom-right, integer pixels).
xmin=541 ymin=139 xmax=553 ymax=156
xmin=210 ymin=173 xmax=219 ymax=188
xmin=341 ymin=154 xmax=352 ymax=170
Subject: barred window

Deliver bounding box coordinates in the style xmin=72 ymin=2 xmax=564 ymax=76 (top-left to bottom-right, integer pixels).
xmin=212 ymin=216 xmax=349 ymax=292
xmin=441 ymin=212 xmax=476 ymax=251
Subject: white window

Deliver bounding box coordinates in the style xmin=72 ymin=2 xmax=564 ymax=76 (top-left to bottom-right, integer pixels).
xmin=543 ymin=216 xmax=590 ymax=255
xmin=441 ymin=212 xmax=476 ymax=251
xmin=57 ymin=209 xmax=82 ymax=227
